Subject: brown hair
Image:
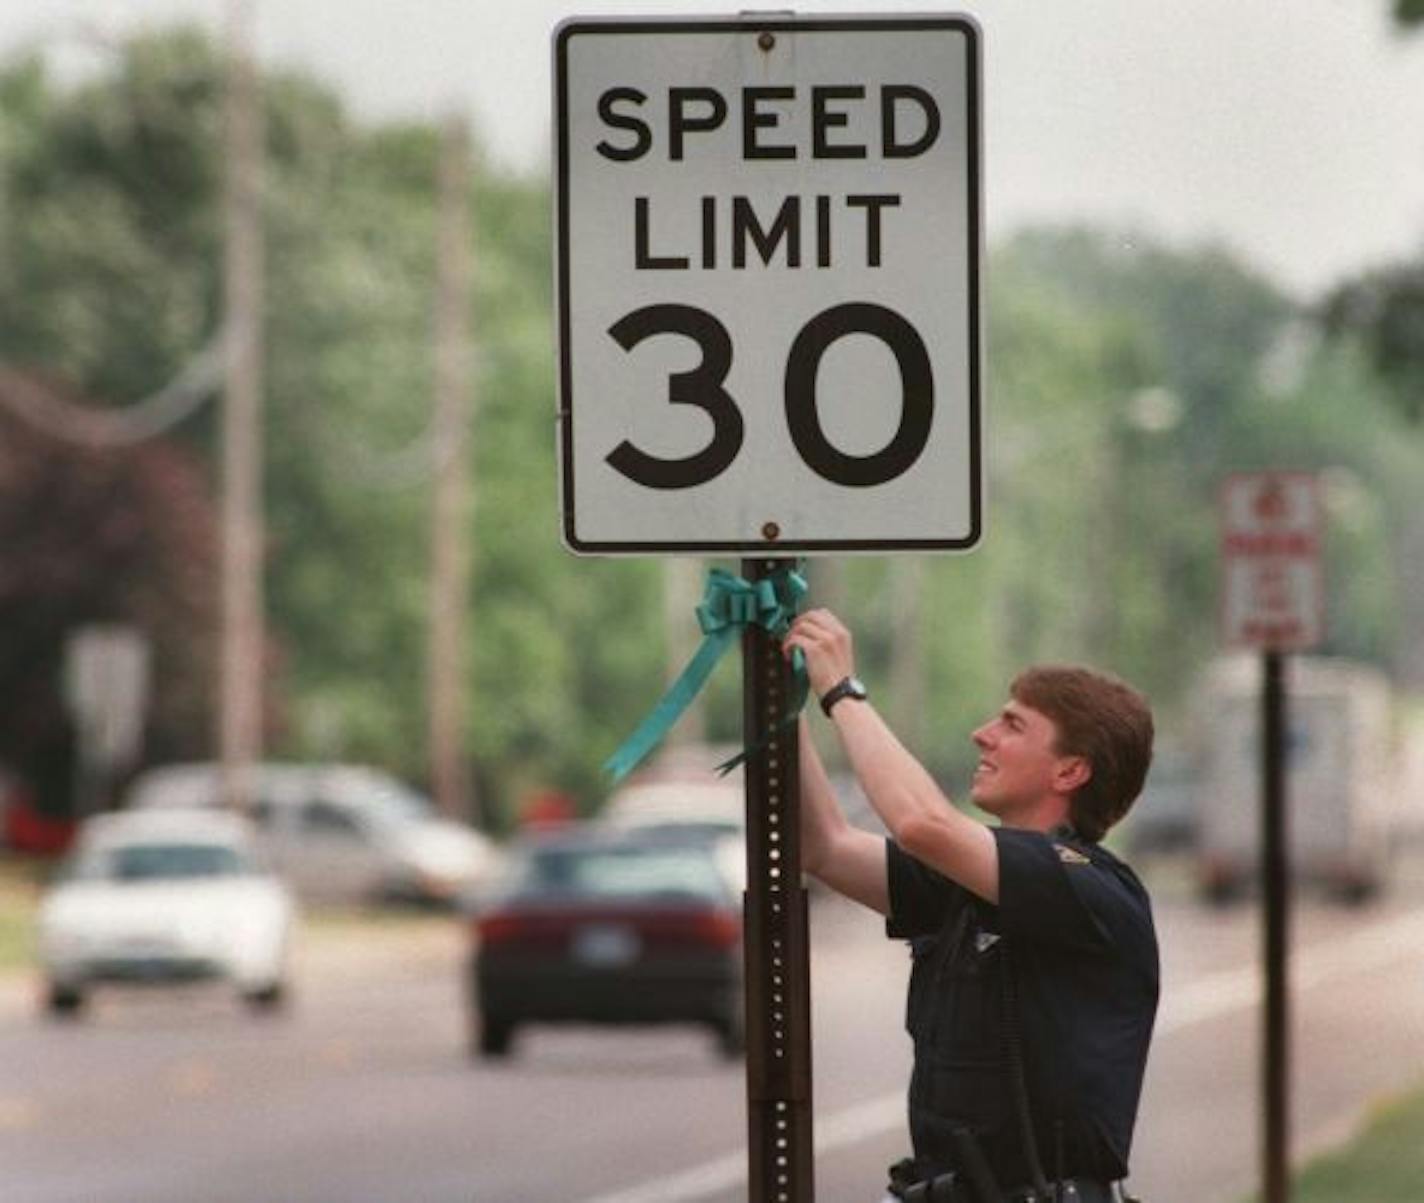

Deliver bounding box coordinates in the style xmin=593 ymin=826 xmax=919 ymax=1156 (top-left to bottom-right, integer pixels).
xmin=1009 ymin=664 xmax=1154 ymax=843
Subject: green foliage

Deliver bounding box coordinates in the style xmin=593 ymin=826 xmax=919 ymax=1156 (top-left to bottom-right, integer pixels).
xmin=0 ymin=855 xmax=41 ymax=972
xmin=0 ymin=32 xmax=223 ymax=416
xmin=0 ymin=409 xmax=220 ymax=812
xmin=2 ymin=30 xmax=1421 ymax=828
xmin=990 ymin=229 xmax=1417 ymax=675
xmin=1321 ymin=261 xmax=1424 ymax=424
xmin=1397 ymin=0 xmax=1424 ymax=28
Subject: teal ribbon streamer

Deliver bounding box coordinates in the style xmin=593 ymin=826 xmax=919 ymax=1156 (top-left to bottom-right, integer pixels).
xmin=603 ymin=563 xmax=809 ymax=784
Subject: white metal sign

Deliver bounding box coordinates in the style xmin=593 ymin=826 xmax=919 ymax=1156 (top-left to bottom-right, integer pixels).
xmin=1220 ymin=472 xmax=1324 ymax=650
xmin=554 ymin=15 xmax=983 ymax=554
xmin=64 ymin=625 xmax=151 ymax=767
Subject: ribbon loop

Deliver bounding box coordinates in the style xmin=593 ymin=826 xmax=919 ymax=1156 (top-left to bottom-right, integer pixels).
xmin=603 ymin=562 xmax=808 ymax=784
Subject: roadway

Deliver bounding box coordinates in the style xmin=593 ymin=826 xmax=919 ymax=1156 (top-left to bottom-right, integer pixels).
xmin=3 ymin=863 xmax=1424 ymax=1203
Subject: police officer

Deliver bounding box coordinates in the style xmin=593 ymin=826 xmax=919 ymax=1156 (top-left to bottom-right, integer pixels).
xmin=783 ymin=609 xmax=1158 ymax=1203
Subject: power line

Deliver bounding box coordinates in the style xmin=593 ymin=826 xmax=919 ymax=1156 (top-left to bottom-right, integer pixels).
xmin=0 ymin=20 xmax=227 ymax=449
xmin=0 ymin=18 xmax=457 ymax=488
xmin=0 ymin=331 xmax=228 ymax=447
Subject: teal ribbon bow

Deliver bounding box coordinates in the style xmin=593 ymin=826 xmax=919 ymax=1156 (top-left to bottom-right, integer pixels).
xmin=603 ymin=563 xmax=809 ymax=784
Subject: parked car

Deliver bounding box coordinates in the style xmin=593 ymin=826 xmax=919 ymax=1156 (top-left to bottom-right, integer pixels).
xmin=36 ymin=808 xmax=295 ymax=1018
xmin=470 ymin=825 xmax=744 ymax=1059
xmin=125 ymin=762 xmax=500 ymax=907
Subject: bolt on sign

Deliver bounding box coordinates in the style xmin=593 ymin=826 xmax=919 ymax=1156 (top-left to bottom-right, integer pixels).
xmin=1220 ymin=471 xmax=1324 ymax=651
xmin=554 ymin=14 xmax=983 ymax=554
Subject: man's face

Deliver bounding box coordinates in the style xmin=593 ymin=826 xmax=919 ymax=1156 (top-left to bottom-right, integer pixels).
xmin=969 ymin=699 xmax=1075 ymax=817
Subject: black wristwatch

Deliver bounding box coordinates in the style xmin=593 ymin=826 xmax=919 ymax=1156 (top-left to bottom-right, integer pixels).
xmin=820 ymin=675 xmax=869 ymax=717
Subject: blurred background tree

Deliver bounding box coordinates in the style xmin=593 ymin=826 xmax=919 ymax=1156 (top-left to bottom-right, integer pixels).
xmin=0 ymin=400 xmax=217 ymax=821
xmin=0 ymin=26 xmax=1420 ymax=829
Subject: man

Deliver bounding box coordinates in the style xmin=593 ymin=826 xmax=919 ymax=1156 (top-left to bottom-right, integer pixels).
xmin=783 ymin=608 xmax=1158 ymax=1203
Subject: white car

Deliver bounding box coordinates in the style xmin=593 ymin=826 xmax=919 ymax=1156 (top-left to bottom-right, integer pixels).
xmin=36 ymin=809 xmax=296 ymax=1018
xmin=125 ymin=763 xmax=501 ymax=907
xmin=600 ymin=777 xmax=747 ymax=895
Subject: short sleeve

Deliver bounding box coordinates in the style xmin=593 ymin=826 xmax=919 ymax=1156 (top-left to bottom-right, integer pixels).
xmin=993 ymin=828 xmax=1148 ymax=956
xmin=885 ymin=838 xmax=970 ymax=939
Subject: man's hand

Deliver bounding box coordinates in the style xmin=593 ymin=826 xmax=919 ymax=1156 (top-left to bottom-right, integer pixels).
xmin=787 ymin=607 xmax=1001 ymax=904
xmin=783 ymin=608 xmax=857 ymax=699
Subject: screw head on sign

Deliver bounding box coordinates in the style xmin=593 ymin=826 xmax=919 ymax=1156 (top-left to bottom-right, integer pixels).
xmin=758 ymin=31 xmax=776 ymax=51
xmin=762 ymin=521 xmax=781 ymax=541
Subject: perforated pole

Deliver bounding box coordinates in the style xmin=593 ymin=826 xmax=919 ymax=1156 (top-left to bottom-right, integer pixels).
xmin=742 ymin=558 xmax=814 ymax=1203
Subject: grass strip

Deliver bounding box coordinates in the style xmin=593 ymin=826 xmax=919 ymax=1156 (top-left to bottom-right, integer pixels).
xmin=1244 ymin=1084 xmax=1424 ymax=1202
xmin=1292 ymin=1086 xmax=1424 ymax=1202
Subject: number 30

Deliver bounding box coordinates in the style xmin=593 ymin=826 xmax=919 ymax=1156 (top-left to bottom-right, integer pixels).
xmin=606 ymin=302 xmax=934 ymax=490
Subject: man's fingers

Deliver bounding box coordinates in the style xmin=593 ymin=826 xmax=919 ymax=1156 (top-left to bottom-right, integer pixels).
xmin=790 ymin=609 xmax=844 ymax=642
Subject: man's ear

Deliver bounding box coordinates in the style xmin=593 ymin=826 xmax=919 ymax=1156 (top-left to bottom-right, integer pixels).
xmin=1055 ymin=756 xmax=1092 ymax=794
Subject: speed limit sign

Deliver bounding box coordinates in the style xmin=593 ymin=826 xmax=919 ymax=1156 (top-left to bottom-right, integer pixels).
xmin=554 ymin=14 xmax=983 ymax=554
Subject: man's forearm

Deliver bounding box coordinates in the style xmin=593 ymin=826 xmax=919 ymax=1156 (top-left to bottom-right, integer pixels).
xmin=829 ymin=699 xmax=999 ymax=903
xmin=782 ymin=606 xmax=995 ymax=902
xmin=827 ymin=700 xmax=942 ymax=833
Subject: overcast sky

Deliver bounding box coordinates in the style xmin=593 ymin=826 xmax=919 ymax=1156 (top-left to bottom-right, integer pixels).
xmin=4 ymin=0 xmax=1424 ymax=298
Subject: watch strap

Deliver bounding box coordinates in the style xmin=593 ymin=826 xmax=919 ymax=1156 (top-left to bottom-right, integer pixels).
xmin=820 ymin=676 xmax=867 ymax=717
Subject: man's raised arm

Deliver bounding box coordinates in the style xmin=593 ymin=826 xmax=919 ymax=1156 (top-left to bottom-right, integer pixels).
xmin=786 ymin=609 xmax=999 ymax=905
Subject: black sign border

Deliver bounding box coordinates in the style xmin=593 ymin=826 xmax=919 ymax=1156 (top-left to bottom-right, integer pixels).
xmin=554 ymin=14 xmax=984 ymax=555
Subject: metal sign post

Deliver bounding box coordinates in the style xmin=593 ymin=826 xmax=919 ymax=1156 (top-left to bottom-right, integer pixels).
xmin=1261 ymin=649 xmax=1288 ymax=1203
xmin=554 ymin=17 xmax=983 ymax=1200
xmin=1220 ymin=471 xmax=1324 ymax=1203
xmin=741 ymin=557 xmax=813 ymax=1203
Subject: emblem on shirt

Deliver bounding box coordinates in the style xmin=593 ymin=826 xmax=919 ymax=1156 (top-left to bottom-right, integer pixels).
xmin=1055 ymin=843 xmax=1091 ymax=865
xmin=974 ymin=930 xmax=1000 ymax=953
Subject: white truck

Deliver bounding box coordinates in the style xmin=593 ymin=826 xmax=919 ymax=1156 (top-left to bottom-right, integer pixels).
xmin=1193 ymin=655 xmax=1397 ymax=904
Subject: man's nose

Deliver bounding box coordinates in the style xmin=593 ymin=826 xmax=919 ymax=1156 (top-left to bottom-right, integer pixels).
xmin=972 ymin=723 xmax=993 ymax=749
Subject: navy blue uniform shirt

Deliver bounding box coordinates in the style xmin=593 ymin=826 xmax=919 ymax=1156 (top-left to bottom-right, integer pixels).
xmin=886 ymin=827 xmax=1159 ymax=1186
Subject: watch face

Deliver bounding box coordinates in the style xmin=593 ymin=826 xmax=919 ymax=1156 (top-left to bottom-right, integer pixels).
xmin=847 ymin=677 xmax=867 ymax=698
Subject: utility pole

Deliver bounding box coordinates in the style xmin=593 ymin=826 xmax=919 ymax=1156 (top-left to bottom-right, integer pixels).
xmin=220 ymin=0 xmax=264 ymax=811
xmin=428 ymin=113 xmax=475 ymax=825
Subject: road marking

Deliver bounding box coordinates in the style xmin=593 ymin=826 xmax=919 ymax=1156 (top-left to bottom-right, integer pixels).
xmin=577 ymin=907 xmax=1424 ymax=1203
xmin=1157 ymin=907 xmax=1424 ymax=1035
xmin=577 ymin=1096 xmax=903 ymax=1203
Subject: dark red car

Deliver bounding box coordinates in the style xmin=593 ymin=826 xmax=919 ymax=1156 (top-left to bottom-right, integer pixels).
xmin=470 ymin=825 xmax=743 ymax=1059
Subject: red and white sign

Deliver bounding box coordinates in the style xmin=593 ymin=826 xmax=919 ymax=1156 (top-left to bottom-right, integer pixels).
xmin=1220 ymin=471 xmax=1324 ymax=650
